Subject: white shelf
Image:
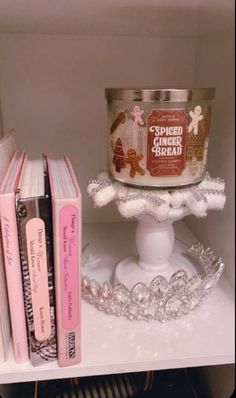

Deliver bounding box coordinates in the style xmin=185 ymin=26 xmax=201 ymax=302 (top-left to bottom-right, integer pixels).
xmin=0 ymin=221 xmax=234 ymax=384
xmin=0 ymin=0 xmax=234 ymax=37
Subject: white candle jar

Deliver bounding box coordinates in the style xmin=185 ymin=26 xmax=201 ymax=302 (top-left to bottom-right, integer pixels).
xmin=105 ymin=88 xmax=215 ymax=188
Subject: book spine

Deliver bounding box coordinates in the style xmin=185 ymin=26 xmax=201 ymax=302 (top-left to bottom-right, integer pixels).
xmin=0 ymin=194 xmax=29 ymax=363
xmin=53 ymin=200 xmax=81 ymax=367
xmin=16 ymin=195 xmax=57 ymax=366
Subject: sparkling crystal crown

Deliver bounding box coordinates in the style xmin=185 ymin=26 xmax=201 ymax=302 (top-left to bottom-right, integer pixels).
xmin=82 ymin=243 xmax=224 ymax=322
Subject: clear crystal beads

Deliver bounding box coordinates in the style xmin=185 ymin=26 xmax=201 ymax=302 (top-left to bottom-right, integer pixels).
xmin=82 ymin=242 xmax=224 ymax=322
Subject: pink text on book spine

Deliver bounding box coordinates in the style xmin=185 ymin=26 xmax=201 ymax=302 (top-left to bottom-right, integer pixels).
xmin=60 ymin=205 xmax=79 ymax=330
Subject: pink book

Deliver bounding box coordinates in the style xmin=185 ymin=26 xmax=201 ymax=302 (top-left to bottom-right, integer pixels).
xmin=0 ymin=134 xmax=16 ymax=363
xmin=0 ymin=151 xmax=29 ymax=363
xmin=0 ymin=234 xmax=11 ymax=363
xmin=0 ymin=132 xmax=17 ymax=363
xmin=47 ymin=156 xmax=81 ymax=367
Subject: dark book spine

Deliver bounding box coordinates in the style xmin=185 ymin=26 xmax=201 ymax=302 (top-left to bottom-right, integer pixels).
xmin=16 ymin=191 xmax=57 ymax=366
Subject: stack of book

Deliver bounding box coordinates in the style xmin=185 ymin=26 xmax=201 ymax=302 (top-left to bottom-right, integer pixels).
xmin=0 ymin=134 xmax=81 ymax=367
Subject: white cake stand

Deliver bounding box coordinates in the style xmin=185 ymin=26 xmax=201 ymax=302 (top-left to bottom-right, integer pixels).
xmin=87 ymin=171 xmax=226 ymax=290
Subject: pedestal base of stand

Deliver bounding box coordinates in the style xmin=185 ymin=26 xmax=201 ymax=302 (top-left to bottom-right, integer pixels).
xmin=85 ymin=173 xmax=226 ymax=320
xmin=114 ymin=250 xmax=197 ymax=290
xmin=82 ymin=224 xmax=225 ymax=321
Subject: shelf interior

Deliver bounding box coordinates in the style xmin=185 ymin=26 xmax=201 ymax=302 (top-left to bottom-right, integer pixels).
xmin=0 ymin=1 xmax=234 ymax=388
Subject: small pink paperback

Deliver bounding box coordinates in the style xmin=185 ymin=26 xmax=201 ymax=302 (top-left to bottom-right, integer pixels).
xmin=47 ymin=156 xmax=81 ymax=367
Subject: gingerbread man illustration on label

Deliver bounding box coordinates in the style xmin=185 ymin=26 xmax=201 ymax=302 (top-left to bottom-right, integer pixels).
xmin=131 ymin=105 xmax=144 ymax=126
xmin=126 ymin=148 xmax=145 ymax=178
xmin=188 ymin=105 xmax=203 ymax=135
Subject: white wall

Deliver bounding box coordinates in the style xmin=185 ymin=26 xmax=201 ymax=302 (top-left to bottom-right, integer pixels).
xmin=186 ymin=29 xmax=235 ymax=284
xmin=0 ymin=34 xmax=196 ymax=222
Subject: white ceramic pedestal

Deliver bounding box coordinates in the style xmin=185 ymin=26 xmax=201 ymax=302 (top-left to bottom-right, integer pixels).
xmin=114 ymin=209 xmax=197 ymax=290
xmin=87 ymin=171 xmax=226 ymax=292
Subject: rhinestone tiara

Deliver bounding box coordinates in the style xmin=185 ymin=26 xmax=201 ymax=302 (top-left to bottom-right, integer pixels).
xmin=82 ymin=242 xmax=224 ymax=322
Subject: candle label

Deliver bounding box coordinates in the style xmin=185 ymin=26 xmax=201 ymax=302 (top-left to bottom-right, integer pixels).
xmin=147 ymin=109 xmax=188 ymax=176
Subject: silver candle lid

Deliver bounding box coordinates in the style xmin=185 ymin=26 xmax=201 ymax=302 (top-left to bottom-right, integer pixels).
xmin=105 ymin=88 xmax=215 ymax=102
